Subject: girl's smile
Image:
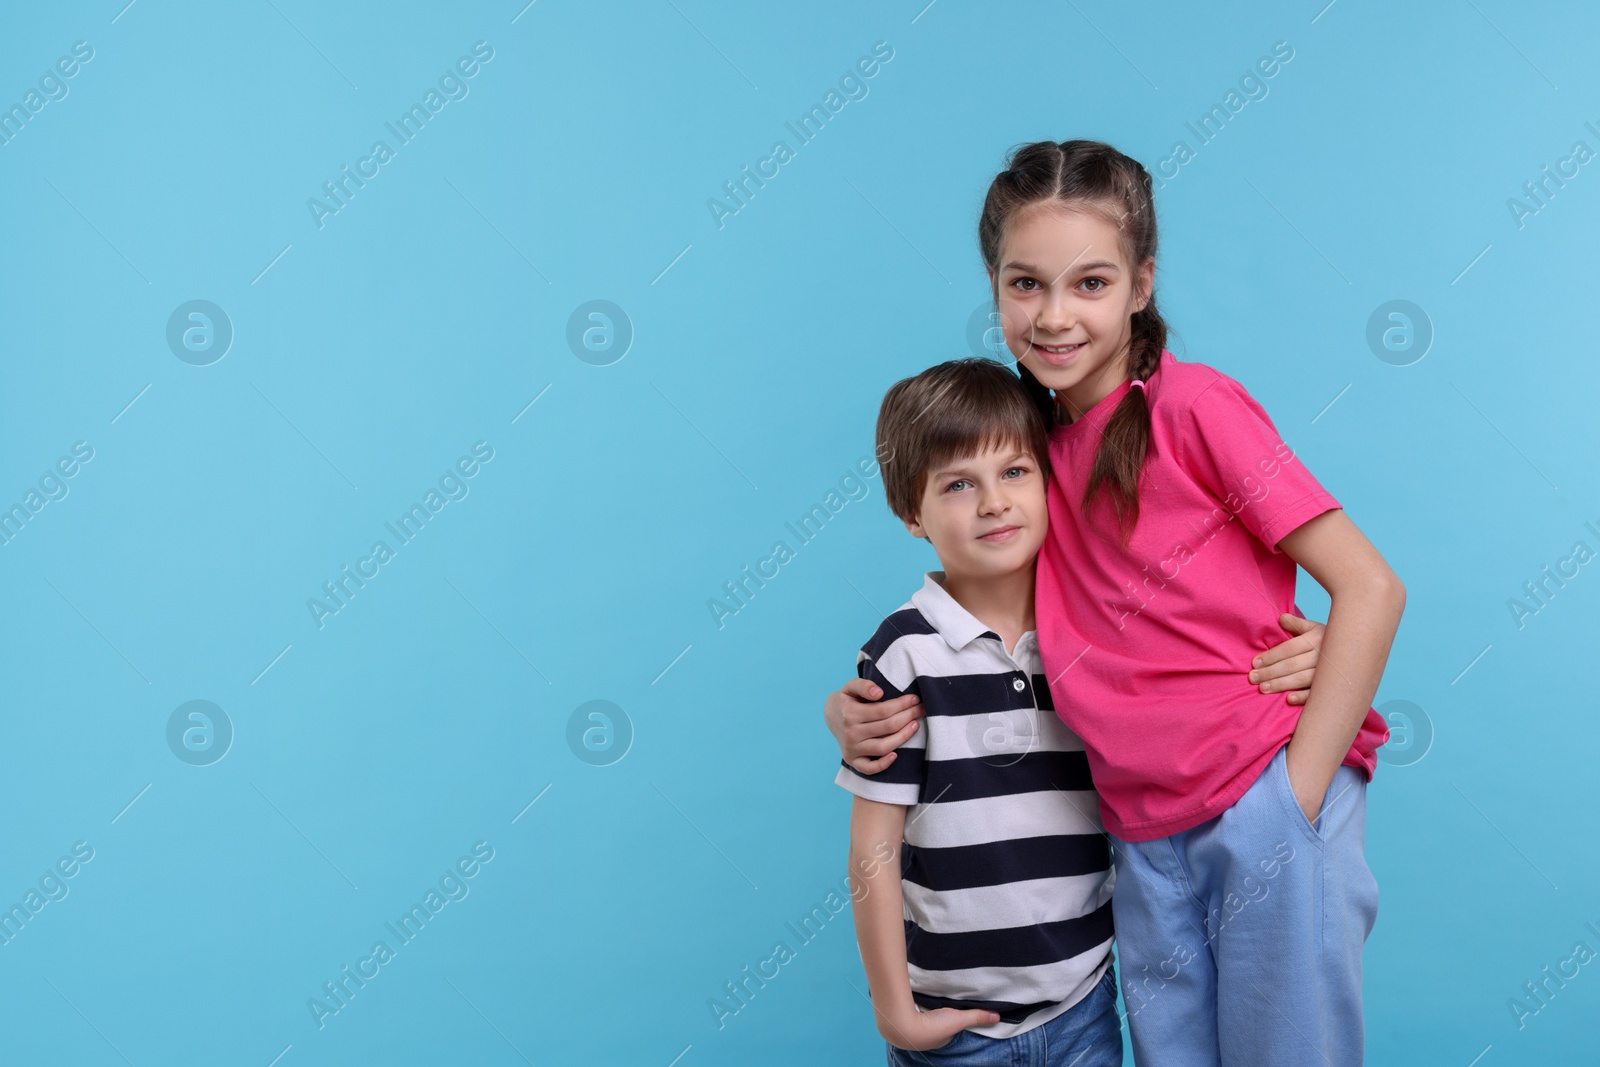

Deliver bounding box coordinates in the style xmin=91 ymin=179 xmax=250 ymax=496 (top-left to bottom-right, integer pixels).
xmin=1031 ymin=340 xmax=1086 ymax=364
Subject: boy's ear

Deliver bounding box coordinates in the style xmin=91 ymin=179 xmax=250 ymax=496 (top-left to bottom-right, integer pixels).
xmin=902 ymin=513 xmax=926 ymax=540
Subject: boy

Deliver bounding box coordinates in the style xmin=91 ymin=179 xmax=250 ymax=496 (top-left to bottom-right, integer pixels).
xmin=836 ymin=358 xmax=1122 ymax=1065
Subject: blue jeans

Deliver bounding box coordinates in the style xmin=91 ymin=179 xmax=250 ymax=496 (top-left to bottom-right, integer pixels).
xmin=1109 ymin=743 xmax=1379 ymax=1066
xmin=885 ymin=966 xmax=1122 ymax=1067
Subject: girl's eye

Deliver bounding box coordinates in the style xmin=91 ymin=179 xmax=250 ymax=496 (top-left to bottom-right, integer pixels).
xmin=1010 ymin=278 xmax=1040 ymax=292
xmin=1079 ymin=277 xmax=1106 ymax=292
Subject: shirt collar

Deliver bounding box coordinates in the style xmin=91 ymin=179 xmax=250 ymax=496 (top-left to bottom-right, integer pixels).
xmin=911 ymin=571 xmax=1004 ymax=652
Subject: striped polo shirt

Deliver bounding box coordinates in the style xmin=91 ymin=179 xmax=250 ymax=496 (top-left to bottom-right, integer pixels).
xmin=835 ymin=570 xmax=1114 ymax=1039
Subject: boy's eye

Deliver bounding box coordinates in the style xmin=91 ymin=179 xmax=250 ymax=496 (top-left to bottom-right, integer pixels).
xmin=1004 ymin=466 xmax=1028 ymax=478
xmin=945 ymin=479 xmax=970 ymax=493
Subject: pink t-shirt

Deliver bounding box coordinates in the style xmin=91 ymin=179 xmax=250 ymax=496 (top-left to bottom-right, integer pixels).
xmin=1035 ymin=350 xmax=1389 ymax=841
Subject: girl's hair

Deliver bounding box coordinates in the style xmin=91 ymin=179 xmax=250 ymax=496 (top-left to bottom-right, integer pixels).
xmin=977 ymin=140 xmax=1167 ymax=541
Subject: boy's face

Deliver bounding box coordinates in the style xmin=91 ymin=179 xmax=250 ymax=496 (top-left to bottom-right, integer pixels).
xmin=905 ymin=440 xmax=1048 ymax=582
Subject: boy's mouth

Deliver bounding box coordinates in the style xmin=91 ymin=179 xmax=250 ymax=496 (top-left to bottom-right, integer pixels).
xmin=978 ymin=525 xmax=1021 ymax=543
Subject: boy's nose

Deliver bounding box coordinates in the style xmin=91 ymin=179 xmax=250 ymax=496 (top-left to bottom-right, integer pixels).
xmin=978 ymin=487 xmax=1011 ymax=514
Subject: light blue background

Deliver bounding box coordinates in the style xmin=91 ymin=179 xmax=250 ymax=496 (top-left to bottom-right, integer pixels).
xmin=1 ymin=2 xmax=1596 ymax=1064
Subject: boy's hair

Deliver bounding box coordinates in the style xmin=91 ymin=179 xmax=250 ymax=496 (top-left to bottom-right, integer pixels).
xmin=876 ymin=358 xmax=1050 ymax=527
xmin=978 ymin=139 xmax=1168 ymax=542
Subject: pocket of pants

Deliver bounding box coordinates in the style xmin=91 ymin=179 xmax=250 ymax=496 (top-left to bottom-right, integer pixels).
xmin=911 ymin=1025 xmax=977 ymax=1058
xmin=1098 ymin=963 xmax=1119 ymax=1002
xmin=1273 ymin=746 xmax=1325 ymax=847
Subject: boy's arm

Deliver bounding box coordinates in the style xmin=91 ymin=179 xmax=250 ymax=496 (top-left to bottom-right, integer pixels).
xmin=850 ymin=796 xmax=999 ymax=1050
xmin=1276 ymin=509 xmax=1406 ymax=821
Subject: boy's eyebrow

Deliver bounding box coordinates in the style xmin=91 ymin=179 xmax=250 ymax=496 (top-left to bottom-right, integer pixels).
xmin=928 ymin=450 xmax=1035 ymax=479
xmin=1002 ymin=259 xmax=1120 ymax=276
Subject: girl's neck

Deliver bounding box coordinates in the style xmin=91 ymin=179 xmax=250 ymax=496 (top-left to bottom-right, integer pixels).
xmin=1057 ymin=345 xmax=1133 ymax=422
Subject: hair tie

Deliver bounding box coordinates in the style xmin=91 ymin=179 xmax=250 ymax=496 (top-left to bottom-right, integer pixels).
xmin=1129 ymin=379 xmax=1146 ymax=392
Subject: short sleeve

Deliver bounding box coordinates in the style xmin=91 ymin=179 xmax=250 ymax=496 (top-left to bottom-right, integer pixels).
xmin=832 ymin=639 xmax=924 ymax=806
xmin=1176 ymin=376 xmax=1341 ymax=551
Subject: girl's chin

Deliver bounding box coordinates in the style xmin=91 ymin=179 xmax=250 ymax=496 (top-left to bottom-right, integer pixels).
xmin=1017 ymin=358 xmax=1077 ymax=391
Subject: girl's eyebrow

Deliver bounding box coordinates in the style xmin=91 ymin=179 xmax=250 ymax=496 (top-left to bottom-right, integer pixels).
xmin=1003 ymin=259 xmax=1121 ymax=276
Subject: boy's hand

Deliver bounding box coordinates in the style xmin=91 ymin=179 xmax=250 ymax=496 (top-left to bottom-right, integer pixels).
xmin=877 ymin=1003 xmax=1000 ymax=1051
xmin=1248 ymin=614 xmax=1325 ymax=705
xmin=824 ymin=678 xmax=923 ymax=774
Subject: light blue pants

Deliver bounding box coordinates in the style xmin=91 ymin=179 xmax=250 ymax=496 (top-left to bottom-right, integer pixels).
xmin=1108 ymin=743 xmax=1378 ymax=1066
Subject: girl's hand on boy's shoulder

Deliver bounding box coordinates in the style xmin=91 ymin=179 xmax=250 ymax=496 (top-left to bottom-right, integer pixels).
xmin=878 ymin=1004 xmax=1000 ymax=1051
xmin=825 ymin=678 xmax=923 ymax=773
xmin=1248 ymin=614 xmax=1325 ymax=705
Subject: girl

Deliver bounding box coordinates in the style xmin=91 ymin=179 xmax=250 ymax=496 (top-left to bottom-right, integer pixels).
xmin=826 ymin=140 xmax=1403 ymax=1066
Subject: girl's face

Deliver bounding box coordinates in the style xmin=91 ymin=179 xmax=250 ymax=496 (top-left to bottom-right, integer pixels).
xmin=988 ymin=202 xmax=1154 ymax=420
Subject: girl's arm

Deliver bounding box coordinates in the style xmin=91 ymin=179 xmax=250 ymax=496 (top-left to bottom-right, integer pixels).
xmin=827 ymin=619 xmax=1329 ymax=771
xmin=849 ymin=797 xmax=999 ymax=1049
xmin=826 ymin=681 xmax=923 ymax=773
xmin=1276 ymin=509 xmax=1406 ymax=821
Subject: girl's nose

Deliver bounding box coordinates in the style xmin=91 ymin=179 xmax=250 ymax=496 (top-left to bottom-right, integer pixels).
xmin=1038 ymin=292 xmax=1075 ymax=333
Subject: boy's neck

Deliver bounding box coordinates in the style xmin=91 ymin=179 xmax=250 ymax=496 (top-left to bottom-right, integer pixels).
xmin=937 ymin=560 xmax=1037 ymax=647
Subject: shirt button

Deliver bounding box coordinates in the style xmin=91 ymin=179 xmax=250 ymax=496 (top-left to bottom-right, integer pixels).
xmin=1013 ymin=678 xmax=1026 ymax=691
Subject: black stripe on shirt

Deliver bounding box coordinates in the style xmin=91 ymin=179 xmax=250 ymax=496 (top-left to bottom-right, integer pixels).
xmin=837 ymin=749 xmax=924 ymax=790
xmin=839 ymin=738 xmax=1093 ymax=799
xmin=912 ymin=992 xmax=1060 ymax=1025
xmin=1032 ymin=671 xmax=1055 ymax=712
xmin=923 ymin=749 xmax=1095 ymax=802
xmin=914 ymin=670 xmax=1038 ymax=717
xmin=905 ymin=898 xmax=1115 ymax=972
xmin=903 ymin=833 xmax=1111 ymax=892
xmin=859 ymin=608 xmax=938 ymax=663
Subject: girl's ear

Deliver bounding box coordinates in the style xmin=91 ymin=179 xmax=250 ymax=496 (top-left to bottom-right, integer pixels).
xmin=1134 ymin=256 xmax=1155 ymax=313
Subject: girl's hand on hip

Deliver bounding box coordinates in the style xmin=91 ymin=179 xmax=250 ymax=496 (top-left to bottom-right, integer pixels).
xmin=1249 ymin=613 xmax=1325 ymax=705
xmin=824 ymin=678 xmax=922 ymax=774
